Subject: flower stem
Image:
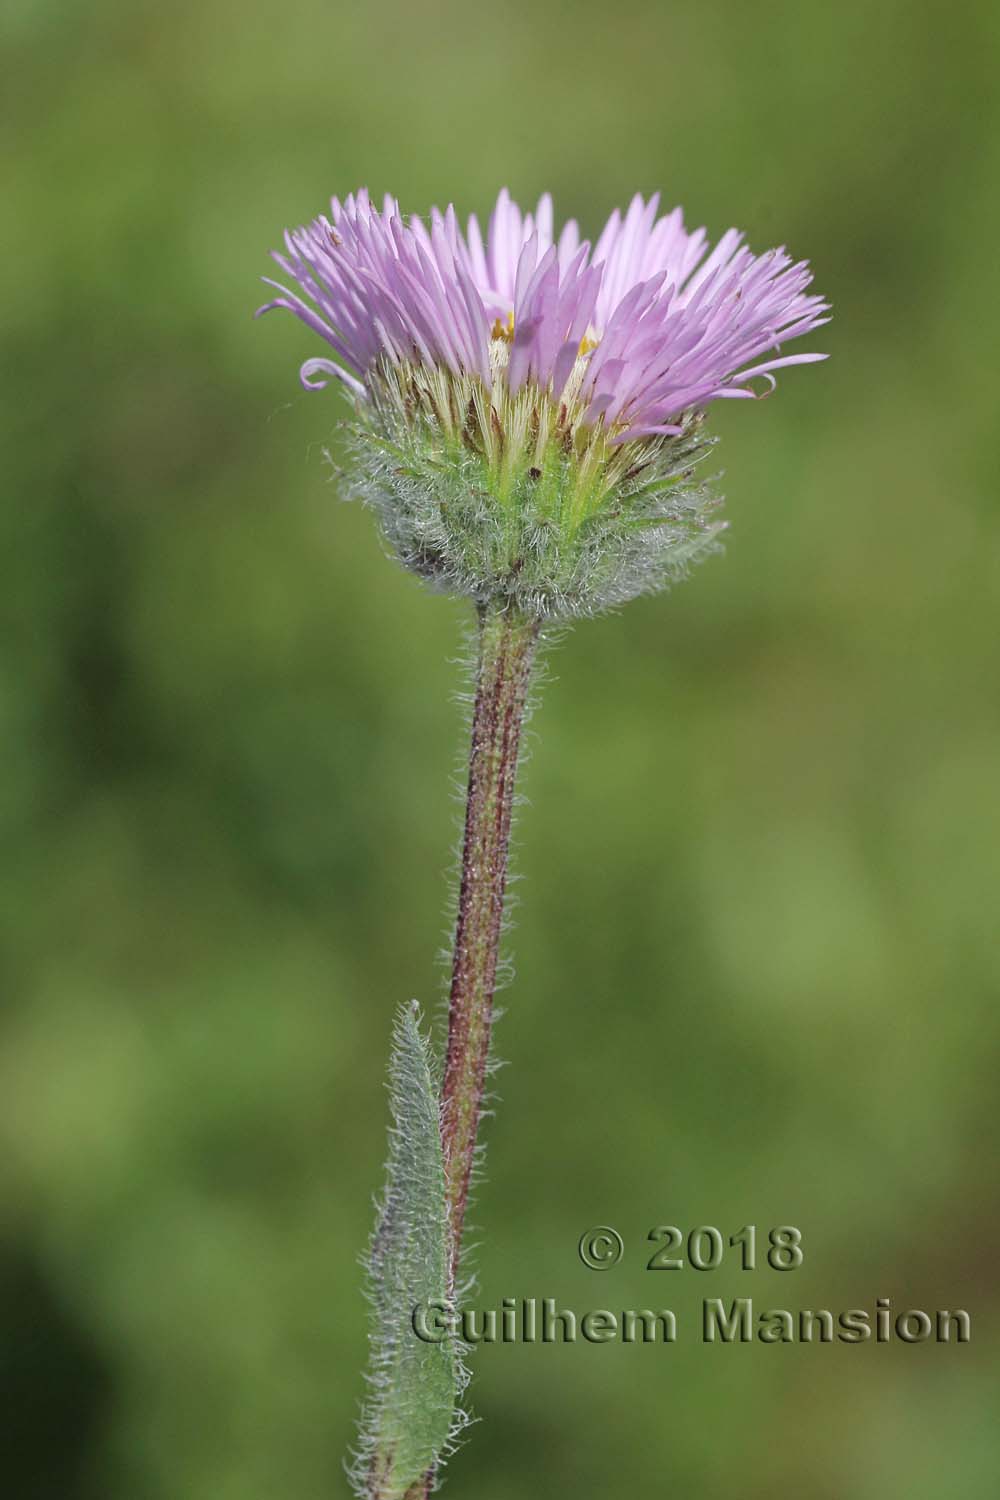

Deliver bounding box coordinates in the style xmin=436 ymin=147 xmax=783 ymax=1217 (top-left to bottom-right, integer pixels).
xmin=400 ymin=601 xmax=539 ymax=1500
xmin=441 ymin=599 xmax=541 ymax=1279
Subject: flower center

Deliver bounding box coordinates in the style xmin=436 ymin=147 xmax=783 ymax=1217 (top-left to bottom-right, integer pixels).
xmin=490 ymin=311 xmax=516 ymax=343
xmin=490 ymin=309 xmax=600 ymax=359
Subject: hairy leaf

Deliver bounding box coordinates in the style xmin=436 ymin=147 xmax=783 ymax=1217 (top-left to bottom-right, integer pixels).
xmin=351 ymin=1003 xmax=466 ymax=1499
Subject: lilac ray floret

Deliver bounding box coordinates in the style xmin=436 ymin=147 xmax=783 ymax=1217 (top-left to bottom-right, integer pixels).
xmin=258 ymin=187 xmax=829 ymax=435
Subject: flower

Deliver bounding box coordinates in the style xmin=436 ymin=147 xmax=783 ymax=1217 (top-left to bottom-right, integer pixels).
xmin=258 ymin=188 xmax=829 ymax=616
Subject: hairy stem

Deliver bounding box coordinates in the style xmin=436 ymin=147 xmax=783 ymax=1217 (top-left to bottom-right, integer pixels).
xmin=441 ymin=600 xmax=540 ymax=1276
xmin=400 ymin=601 xmax=539 ymax=1500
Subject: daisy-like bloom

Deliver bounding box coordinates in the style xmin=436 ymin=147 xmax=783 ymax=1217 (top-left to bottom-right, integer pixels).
xmin=259 ymin=188 xmax=828 ymax=615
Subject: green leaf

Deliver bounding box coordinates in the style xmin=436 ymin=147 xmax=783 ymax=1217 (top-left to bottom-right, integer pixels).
xmin=352 ymin=1003 xmax=466 ymax=1499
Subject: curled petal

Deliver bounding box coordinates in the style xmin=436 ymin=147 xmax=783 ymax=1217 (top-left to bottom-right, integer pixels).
xmin=300 ymin=356 xmax=365 ymax=395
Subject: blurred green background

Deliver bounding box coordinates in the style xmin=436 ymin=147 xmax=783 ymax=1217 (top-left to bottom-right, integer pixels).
xmin=4 ymin=1 xmax=998 ymax=1495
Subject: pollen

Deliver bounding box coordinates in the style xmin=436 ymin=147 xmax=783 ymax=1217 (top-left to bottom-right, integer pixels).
xmin=578 ymin=332 xmax=599 ymax=356
xmin=490 ymin=310 xmax=516 ymax=343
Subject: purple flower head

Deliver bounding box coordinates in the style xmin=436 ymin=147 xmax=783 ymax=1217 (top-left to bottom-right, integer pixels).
xmin=258 ymin=187 xmax=828 ymax=442
xmin=258 ymin=189 xmax=828 ymax=616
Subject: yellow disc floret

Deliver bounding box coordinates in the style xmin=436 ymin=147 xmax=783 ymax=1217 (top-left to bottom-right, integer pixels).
xmin=490 ymin=310 xmax=516 ymax=343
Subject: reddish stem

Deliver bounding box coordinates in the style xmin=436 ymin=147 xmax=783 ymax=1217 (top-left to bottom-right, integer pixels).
xmin=441 ymin=601 xmax=540 ymax=1276
xmin=402 ymin=602 xmax=539 ymax=1500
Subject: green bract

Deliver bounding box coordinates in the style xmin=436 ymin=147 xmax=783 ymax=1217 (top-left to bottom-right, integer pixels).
xmin=340 ymin=346 xmax=726 ymax=619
